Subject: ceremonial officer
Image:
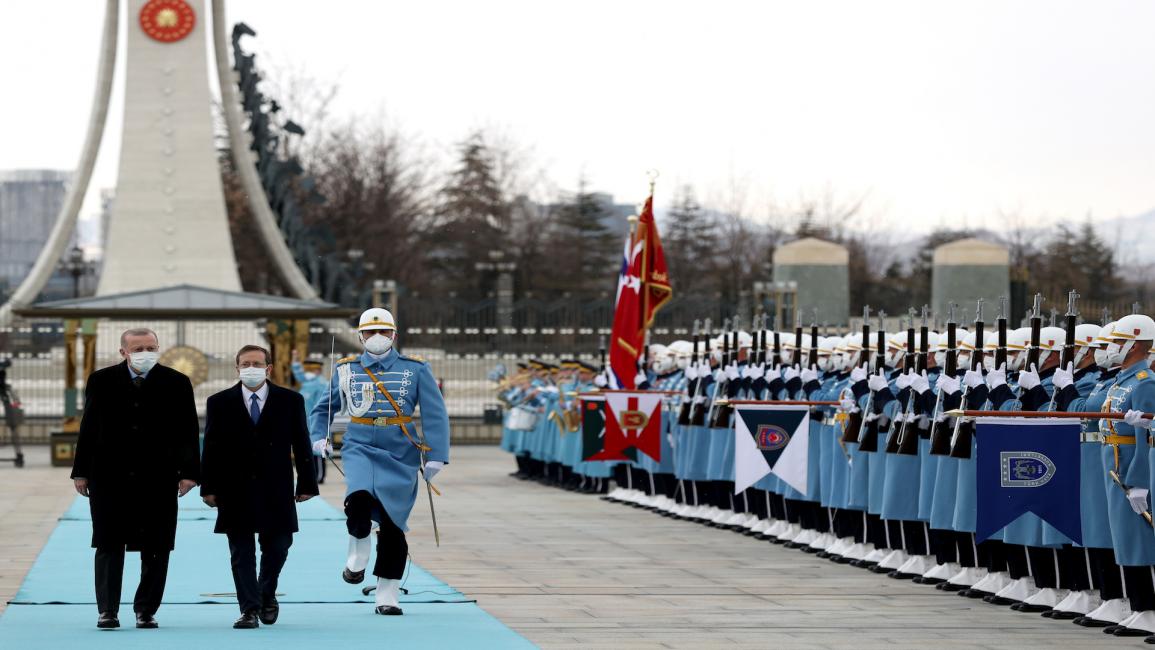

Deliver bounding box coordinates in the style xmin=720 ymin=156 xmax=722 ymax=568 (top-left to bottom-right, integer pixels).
xmin=1095 ymin=314 xmax=1155 ymax=636
xmin=309 ymin=308 xmax=450 ymax=616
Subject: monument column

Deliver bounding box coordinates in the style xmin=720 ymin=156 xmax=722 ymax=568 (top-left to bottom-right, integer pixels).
xmin=98 ymin=0 xmax=242 ymax=295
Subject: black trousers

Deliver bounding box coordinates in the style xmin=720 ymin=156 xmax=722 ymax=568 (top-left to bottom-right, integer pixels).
xmin=345 ymin=490 xmax=407 ymax=580
xmin=94 ymin=547 xmax=169 ymax=616
xmin=225 ymin=532 xmax=293 ymax=614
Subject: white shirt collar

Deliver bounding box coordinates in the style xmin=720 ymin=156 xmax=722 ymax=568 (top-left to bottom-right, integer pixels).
xmin=242 ymin=382 xmax=269 ymax=404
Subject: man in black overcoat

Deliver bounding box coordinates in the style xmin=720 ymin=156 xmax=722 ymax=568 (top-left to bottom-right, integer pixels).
xmin=70 ymin=328 xmax=200 ymax=629
xmin=200 ymin=345 xmax=318 ymax=629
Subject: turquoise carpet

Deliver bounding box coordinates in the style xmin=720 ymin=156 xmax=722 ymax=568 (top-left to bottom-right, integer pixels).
xmin=2 ymin=496 xmax=534 ymax=648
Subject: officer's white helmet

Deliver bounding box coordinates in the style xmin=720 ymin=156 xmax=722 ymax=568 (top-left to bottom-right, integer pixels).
xmin=358 ymin=308 xmax=396 ymax=332
xmin=777 ymin=332 xmax=796 ymax=364
xmin=737 ymin=331 xmax=753 ymax=349
xmin=668 ymin=340 xmax=693 ymax=370
xmin=1072 ymin=323 xmax=1101 ymax=367
xmin=956 ymin=331 xmax=979 ymax=369
xmin=1033 ymin=326 xmax=1067 ymax=368
xmin=933 ymin=329 xmax=968 ymax=368
xmin=1005 ymin=327 xmax=1033 ymax=371
xmin=885 ymin=332 xmax=907 ymax=369
xmin=1104 ymin=314 xmax=1155 ymax=368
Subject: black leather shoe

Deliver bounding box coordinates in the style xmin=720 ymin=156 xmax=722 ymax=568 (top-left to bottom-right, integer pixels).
xmin=1144 ymin=633 xmax=1155 ymax=644
xmin=342 ymin=567 xmax=365 ymax=584
xmin=1103 ymin=625 xmax=1123 ymax=634
xmin=375 ymin=605 xmax=403 ymax=616
xmin=1014 ymin=603 xmax=1051 ymax=613
xmin=1048 ymin=610 xmax=1081 ymax=620
xmin=983 ymin=595 xmax=1018 ymax=606
xmin=135 ymin=613 xmax=158 ymax=628
xmin=96 ymin=612 xmax=119 ymax=629
xmin=1074 ymin=616 xmax=1112 ymax=627
xmin=937 ymin=582 xmax=965 ymax=592
xmin=233 ymin=611 xmax=260 ymax=629
xmin=259 ymin=597 xmax=279 ymax=625
xmin=1114 ymin=626 xmax=1152 ymax=637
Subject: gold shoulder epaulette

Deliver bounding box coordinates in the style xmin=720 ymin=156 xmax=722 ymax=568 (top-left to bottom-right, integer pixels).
xmin=336 ymin=355 xmax=358 ymax=365
xmin=1139 ymin=370 xmax=1149 ymax=380
xmin=401 ymin=354 xmax=426 ymax=363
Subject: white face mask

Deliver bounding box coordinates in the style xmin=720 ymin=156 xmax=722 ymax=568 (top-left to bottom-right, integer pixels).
xmin=817 ymin=356 xmax=831 ymax=372
xmin=239 ymin=367 xmax=267 ymax=388
xmin=1105 ymin=340 xmax=1131 ymax=368
xmin=957 ymin=352 xmax=971 ymax=369
xmin=304 ymin=371 xmax=317 ymax=381
xmin=1094 ymin=347 xmax=1111 ymax=369
xmin=362 ymin=332 xmax=393 ymax=355
xmin=129 ymin=350 xmax=159 ymax=374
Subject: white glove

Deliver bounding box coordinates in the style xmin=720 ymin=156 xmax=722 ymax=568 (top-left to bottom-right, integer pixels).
xmin=909 ymin=371 xmax=931 ymax=395
xmin=895 ymin=371 xmax=914 ymax=390
xmin=934 ymin=410 xmax=949 ymax=423
xmin=864 ymin=411 xmax=879 ymax=422
xmin=684 ymin=365 xmax=697 ymax=380
xmin=986 ymin=363 xmax=1007 ymax=390
xmin=839 ymin=397 xmax=858 ymax=413
xmin=634 ymin=371 xmax=648 ymax=387
xmin=782 ymin=366 xmax=800 ymax=382
xmin=963 ymin=368 xmax=985 ymax=390
xmin=749 ymin=364 xmax=765 ymax=380
xmin=423 ymin=460 xmax=444 ymax=481
xmin=1052 ymin=362 xmax=1074 ymax=390
xmin=867 ymin=371 xmax=889 ymax=393
xmin=667 ymin=433 xmax=676 ymax=448
xmin=594 ymin=373 xmax=608 ymax=387
xmin=937 ymin=375 xmax=961 ymax=395
xmin=800 ymin=367 xmax=819 ymax=384
xmin=1017 ymin=364 xmax=1041 ymax=391
xmin=312 ymin=439 xmax=332 ymax=458
xmin=1124 ymin=409 xmax=1153 ymax=430
xmin=725 ymin=364 xmax=740 ymax=381
xmin=849 ymin=365 xmax=868 ymax=383
xmin=1127 ymin=487 xmax=1150 ymax=515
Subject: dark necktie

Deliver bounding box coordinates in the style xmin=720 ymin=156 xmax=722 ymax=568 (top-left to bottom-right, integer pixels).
xmin=132 ymin=376 xmax=144 ymax=389
xmin=250 ymin=393 xmax=261 ymax=424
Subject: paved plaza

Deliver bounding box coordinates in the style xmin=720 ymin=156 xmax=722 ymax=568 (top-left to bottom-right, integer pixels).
xmin=0 ymin=444 xmax=1127 ymax=648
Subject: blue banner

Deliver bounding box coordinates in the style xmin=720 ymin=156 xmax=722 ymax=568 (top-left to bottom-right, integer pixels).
xmin=975 ymin=418 xmax=1082 ymax=544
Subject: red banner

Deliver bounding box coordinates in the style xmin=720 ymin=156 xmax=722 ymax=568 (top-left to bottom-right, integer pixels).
xmin=608 ymin=195 xmax=672 ymax=388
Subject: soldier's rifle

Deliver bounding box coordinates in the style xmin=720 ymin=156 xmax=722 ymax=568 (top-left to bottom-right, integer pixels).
xmin=929 ymin=303 xmax=958 ymax=455
xmin=705 ymin=318 xmax=731 ymax=427
xmin=1047 ymin=290 xmax=1079 ymax=411
xmin=840 ymin=306 xmax=870 ymax=444
xmin=897 ymin=305 xmax=930 ymax=456
xmin=688 ymin=318 xmax=713 ymax=426
xmin=1026 ymin=294 xmax=1043 ymax=372
xmin=677 ymin=319 xmax=700 ymax=425
xmin=951 ymin=295 xmax=1006 ymax=459
xmin=709 ymin=315 xmax=741 ymax=428
xmin=885 ymin=310 xmax=917 ymax=453
xmin=856 ymin=311 xmax=888 ymax=453
xmin=941 ymin=299 xmax=983 ymax=456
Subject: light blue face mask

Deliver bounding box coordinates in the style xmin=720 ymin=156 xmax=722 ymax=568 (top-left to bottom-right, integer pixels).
xmin=239 ymin=367 xmax=267 ymax=388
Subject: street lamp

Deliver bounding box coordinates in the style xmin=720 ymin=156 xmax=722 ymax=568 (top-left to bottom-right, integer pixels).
xmin=63 ymin=246 xmax=87 ymax=299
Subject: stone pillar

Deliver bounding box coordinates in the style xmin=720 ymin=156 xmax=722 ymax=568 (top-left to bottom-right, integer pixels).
xmin=931 ymin=238 xmax=1010 ymax=320
xmin=772 ymin=238 xmax=850 ymax=327
xmin=98 ymin=0 xmax=241 ymax=294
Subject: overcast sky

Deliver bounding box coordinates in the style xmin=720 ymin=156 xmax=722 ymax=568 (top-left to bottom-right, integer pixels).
xmin=2 ymin=0 xmax=1154 ymax=234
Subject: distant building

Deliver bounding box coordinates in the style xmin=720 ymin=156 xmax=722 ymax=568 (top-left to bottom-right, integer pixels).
xmin=0 ymin=170 xmax=73 ymax=300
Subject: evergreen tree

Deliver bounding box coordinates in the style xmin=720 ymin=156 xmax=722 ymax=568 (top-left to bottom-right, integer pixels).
xmin=434 ymin=131 xmax=510 ymax=292
xmin=546 ymin=177 xmax=617 ymax=296
xmin=662 ymin=184 xmax=718 ymax=296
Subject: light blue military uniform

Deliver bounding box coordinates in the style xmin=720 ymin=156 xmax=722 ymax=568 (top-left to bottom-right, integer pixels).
xmin=1042 ymin=366 xmax=1107 ymax=547
xmin=1101 ymin=360 xmax=1155 ymax=565
xmin=291 ymin=361 xmax=328 ymax=414
xmin=309 ymin=350 xmax=450 ymax=532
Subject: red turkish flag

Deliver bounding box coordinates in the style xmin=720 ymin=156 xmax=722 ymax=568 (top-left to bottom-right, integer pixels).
xmin=608 ymin=195 xmax=672 ymax=388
